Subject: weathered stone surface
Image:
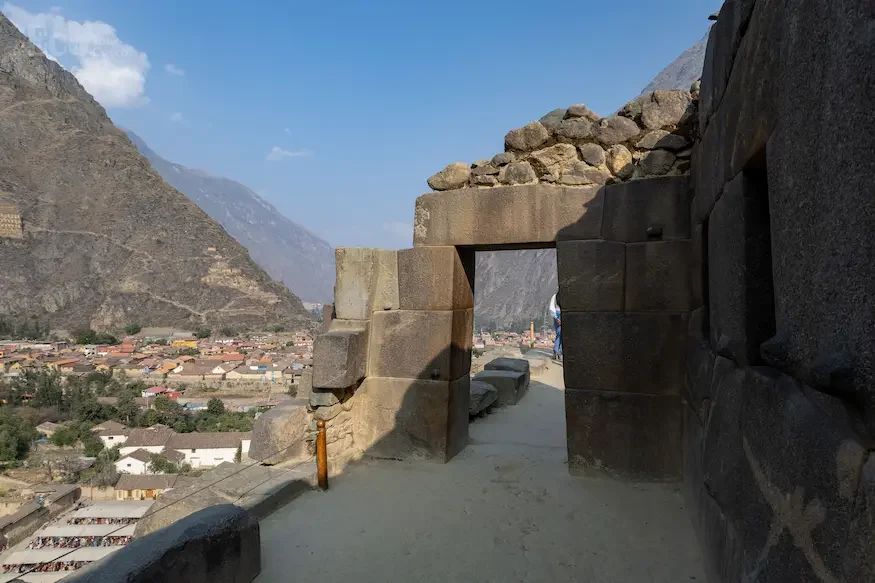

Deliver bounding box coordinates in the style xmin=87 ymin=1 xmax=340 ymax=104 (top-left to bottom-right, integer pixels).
xmin=593 ymin=116 xmax=641 ymax=146
xmin=601 ymin=175 xmax=691 ymax=242
xmin=249 ymin=400 xmax=310 ymax=464
xmin=619 ymin=94 xmax=649 ymax=121
xmin=636 ymin=130 xmax=689 ymax=151
xmin=471 ymin=163 xmax=499 ymax=176
xmin=498 ymin=161 xmax=537 ymax=185
xmin=427 ymin=162 xmax=470 ymax=191
xmin=309 ymin=384 xmax=343 ymax=408
xmin=470 ymin=174 xmax=498 ymax=187
xmin=505 ymin=121 xmax=550 ymax=152
xmin=538 ymin=108 xmax=567 ymax=132
xmin=491 ymin=151 xmax=515 ymax=166
xmin=473 ymin=369 xmax=527 ymax=407
xmin=686 ymin=339 xmax=716 ymax=417
xmin=414 ymin=184 xmax=603 ymax=247
xmin=565 ymin=389 xmax=682 ymax=481
xmin=312 ymin=324 xmax=368 ymax=389
xmin=295 ymin=368 xmax=312 ymax=402
xmin=708 ymin=171 xmax=774 ymax=366
xmin=555 ymin=118 xmax=594 ymax=141
xmin=625 ymin=240 xmax=691 ymax=312
xmin=469 ymin=380 xmax=498 ymax=415
xmin=566 ymin=104 xmax=600 ymax=121
xmin=563 ymin=311 xmax=687 ymax=394
xmin=606 ymin=144 xmax=633 ymax=179
xmin=556 ymin=240 xmax=625 ymax=312
xmin=333 ymin=248 xmax=398 ymax=319
xmin=844 ymin=455 xmax=875 ymax=582
xmin=577 ymin=143 xmax=606 ymax=166
xmin=397 ymin=246 xmax=473 ymax=311
xmin=690 ymin=222 xmax=706 ymax=308
xmin=640 ymin=90 xmax=695 ymax=130
xmin=639 ymin=149 xmax=676 ymax=175
xmin=702 ymin=364 xmax=866 ymax=582
xmin=368 ymin=309 xmax=471 ymax=381
xmin=353 ymin=376 xmax=469 ymax=462
xmin=484 ymin=357 xmax=531 ymax=389
xmin=72 ymin=505 xmax=261 ymax=583
xmin=527 ymin=143 xmax=578 ymax=176
xmin=557 ymin=161 xmax=609 ymax=186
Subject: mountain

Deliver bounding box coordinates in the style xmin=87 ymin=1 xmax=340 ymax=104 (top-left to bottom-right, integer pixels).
xmin=125 ymin=131 xmax=335 ymax=304
xmin=473 ymin=34 xmax=709 ymax=331
xmin=0 ymin=13 xmax=309 ymax=332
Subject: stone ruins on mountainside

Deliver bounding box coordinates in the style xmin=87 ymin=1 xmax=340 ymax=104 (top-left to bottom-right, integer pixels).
xmin=249 ymin=1 xmax=873 ymax=581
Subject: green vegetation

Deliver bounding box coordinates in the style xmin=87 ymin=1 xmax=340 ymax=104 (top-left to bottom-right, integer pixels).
xmin=79 ymin=446 xmax=120 ymax=487
xmin=268 ymin=324 xmax=286 ymax=333
xmin=73 ymin=329 xmax=119 ymax=346
xmin=235 ymin=442 xmax=242 ymax=463
xmin=0 ymin=411 xmax=38 ymax=461
xmin=207 ymin=397 xmax=225 ymax=416
xmin=219 ymin=327 xmax=236 ymax=338
xmin=177 ymin=347 xmax=200 ymax=357
xmin=124 ymin=323 xmax=142 ymax=335
xmin=0 ymin=317 xmax=48 ymax=340
xmin=195 ymin=328 xmax=211 ymax=339
xmin=148 ymin=453 xmax=178 ymax=474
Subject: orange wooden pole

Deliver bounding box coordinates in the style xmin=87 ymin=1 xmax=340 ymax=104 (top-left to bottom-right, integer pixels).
xmin=316 ymin=419 xmax=328 ymax=490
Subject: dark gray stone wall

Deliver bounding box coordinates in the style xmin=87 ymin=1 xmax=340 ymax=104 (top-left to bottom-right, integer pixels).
xmin=689 ymin=0 xmax=874 ymax=580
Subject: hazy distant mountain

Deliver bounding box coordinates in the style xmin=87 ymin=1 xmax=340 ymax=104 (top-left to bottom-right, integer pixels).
xmin=0 ymin=13 xmax=309 ymax=332
xmin=474 ymin=34 xmax=708 ymax=331
xmin=125 ymin=131 xmax=335 ymax=303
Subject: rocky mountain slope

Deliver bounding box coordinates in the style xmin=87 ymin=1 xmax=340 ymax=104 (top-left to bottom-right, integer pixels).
xmin=125 ymin=131 xmax=335 ymax=303
xmin=473 ymin=34 xmax=707 ymax=331
xmin=0 ymin=14 xmax=309 ymax=332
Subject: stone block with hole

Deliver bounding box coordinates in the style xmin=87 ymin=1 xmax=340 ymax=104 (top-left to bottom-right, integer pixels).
xmin=625 ymin=240 xmax=692 ymax=312
xmin=601 ymin=176 xmax=691 ymax=242
xmin=398 ymin=246 xmax=473 ymax=310
xmin=565 ymin=389 xmax=682 ymax=481
xmin=311 ymin=323 xmax=368 ymax=389
xmin=473 ymin=369 xmax=528 ymax=407
xmin=333 ymin=247 xmax=399 ymax=319
xmin=353 ymin=376 xmax=469 ymax=462
xmin=563 ymin=311 xmax=687 ymax=394
xmin=557 ymin=240 xmax=625 ymax=311
xmin=367 ymin=309 xmax=472 ymax=381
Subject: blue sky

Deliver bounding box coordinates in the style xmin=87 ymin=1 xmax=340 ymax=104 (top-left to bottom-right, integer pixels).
xmin=3 ymin=0 xmax=721 ymax=249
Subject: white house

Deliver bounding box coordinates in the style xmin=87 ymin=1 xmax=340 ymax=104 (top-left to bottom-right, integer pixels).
xmin=115 ymin=449 xmax=152 ymax=475
xmin=118 ymin=426 xmax=174 ymax=456
xmin=92 ymin=420 xmax=129 ymax=448
xmin=165 ymin=432 xmax=251 ymax=468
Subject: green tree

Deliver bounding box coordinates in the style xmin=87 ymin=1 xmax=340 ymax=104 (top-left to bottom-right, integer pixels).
xmin=147 ymin=453 xmax=178 ymax=474
xmin=82 ymin=435 xmax=104 ymax=457
xmin=124 ymin=323 xmax=142 ymax=335
xmin=49 ymin=427 xmax=77 ymax=447
xmin=0 ymin=412 xmax=38 ymax=460
xmin=177 ymin=347 xmax=200 ymax=357
xmin=219 ymin=327 xmax=236 ymax=338
xmin=153 ymin=395 xmax=180 ymax=413
xmin=234 ymin=442 xmax=242 ymax=463
xmin=207 ymin=398 xmax=225 ymax=416
xmin=268 ymin=324 xmax=285 ymax=333
xmin=141 ymin=409 xmax=161 ymax=427
xmin=194 ymin=328 xmax=211 ymax=339
xmin=116 ymin=390 xmax=141 ymax=426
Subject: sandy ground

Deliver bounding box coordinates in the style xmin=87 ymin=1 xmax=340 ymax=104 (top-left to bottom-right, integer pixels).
xmin=257 ymin=364 xmax=705 ymax=583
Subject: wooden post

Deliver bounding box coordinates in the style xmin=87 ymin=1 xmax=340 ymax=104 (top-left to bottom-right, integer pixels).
xmin=316 ymin=419 xmax=328 ymax=490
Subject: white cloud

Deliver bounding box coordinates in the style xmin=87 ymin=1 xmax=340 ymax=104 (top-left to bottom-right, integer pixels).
xmin=164 ymin=63 xmax=184 ymax=77
xmin=382 ymin=222 xmax=413 ymax=240
xmin=3 ymin=3 xmax=150 ymax=108
xmin=266 ymin=146 xmax=311 ymax=161
xmin=170 ymin=112 xmax=183 ymax=122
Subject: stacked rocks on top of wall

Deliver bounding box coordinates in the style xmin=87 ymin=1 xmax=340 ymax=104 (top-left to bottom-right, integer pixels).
xmin=427 ymin=88 xmax=698 ymax=192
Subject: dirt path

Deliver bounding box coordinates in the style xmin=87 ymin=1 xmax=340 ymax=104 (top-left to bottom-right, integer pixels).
xmin=257 ymin=363 xmax=704 ymax=582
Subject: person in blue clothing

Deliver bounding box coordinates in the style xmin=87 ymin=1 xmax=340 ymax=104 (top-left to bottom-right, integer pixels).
xmin=549 ymin=291 xmax=562 ymax=361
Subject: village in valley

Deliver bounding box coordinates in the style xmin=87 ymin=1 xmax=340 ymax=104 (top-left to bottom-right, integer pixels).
xmin=0 ymin=325 xmax=316 ymax=578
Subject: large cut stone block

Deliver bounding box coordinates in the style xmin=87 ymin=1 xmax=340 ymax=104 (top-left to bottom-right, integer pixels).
xmin=334 ymin=248 xmax=399 ymax=319
xmin=353 ymin=376 xmax=469 ymax=462
xmin=311 ymin=324 xmax=368 ymax=389
xmin=565 ymin=389 xmax=682 ymax=481
xmin=556 ymin=240 xmax=625 ymax=312
xmin=685 ymin=338 xmax=716 ymax=418
xmin=413 ymin=184 xmax=603 ymax=247
xmin=398 ymin=246 xmax=473 ymax=310
xmin=625 ymin=240 xmax=691 ymax=312
xmin=473 ymin=369 xmax=527 ymax=407
xmin=691 ymin=222 xmax=706 ymax=309
xmin=703 ymin=363 xmax=866 ymax=581
xmin=563 ymin=312 xmax=687 ymax=394
xmin=601 ymin=176 xmax=691 ymax=242
xmin=484 ymin=357 xmax=531 ymax=389
xmin=248 ymin=400 xmax=310 ymax=465
xmin=708 ymin=171 xmax=774 ymax=366
xmin=469 ymin=380 xmax=498 ymax=415
xmin=368 ymin=309 xmax=471 ymax=381
xmin=844 ymin=455 xmax=875 ymax=582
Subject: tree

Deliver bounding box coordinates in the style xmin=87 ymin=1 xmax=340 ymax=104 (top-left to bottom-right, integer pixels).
xmin=153 ymin=395 xmax=181 ymax=413
xmin=73 ymin=329 xmax=118 ymax=345
xmin=124 ymin=323 xmax=142 ymax=335
xmin=0 ymin=412 xmax=38 ymax=461
xmin=82 ymin=435 xmax=104 ymax=457
xmin=177 ymin=347 xmax=200 ymax=357
xmin=116 ymin=390 xmax=141 ymax=426
xmin=269 ymin=324 xmax=285 ymax=333
xmin=148 ymin=453 xmax=178 ymax=474
xmin=234 ymin=442 xmax=242 ymax=463
xmin=49 ymin=427 xmax=78 ymax=447
xmin=194 ymin=328 xmax=211 ymax=339
xmin=219 ymin=327 xmax=236 ymax=338
xmin=207 ymin=398 xmax=225 ymax=416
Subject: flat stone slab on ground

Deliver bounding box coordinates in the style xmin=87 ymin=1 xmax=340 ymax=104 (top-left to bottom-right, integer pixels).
xmin=473 ymin=369 xmax=528 ymax=407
